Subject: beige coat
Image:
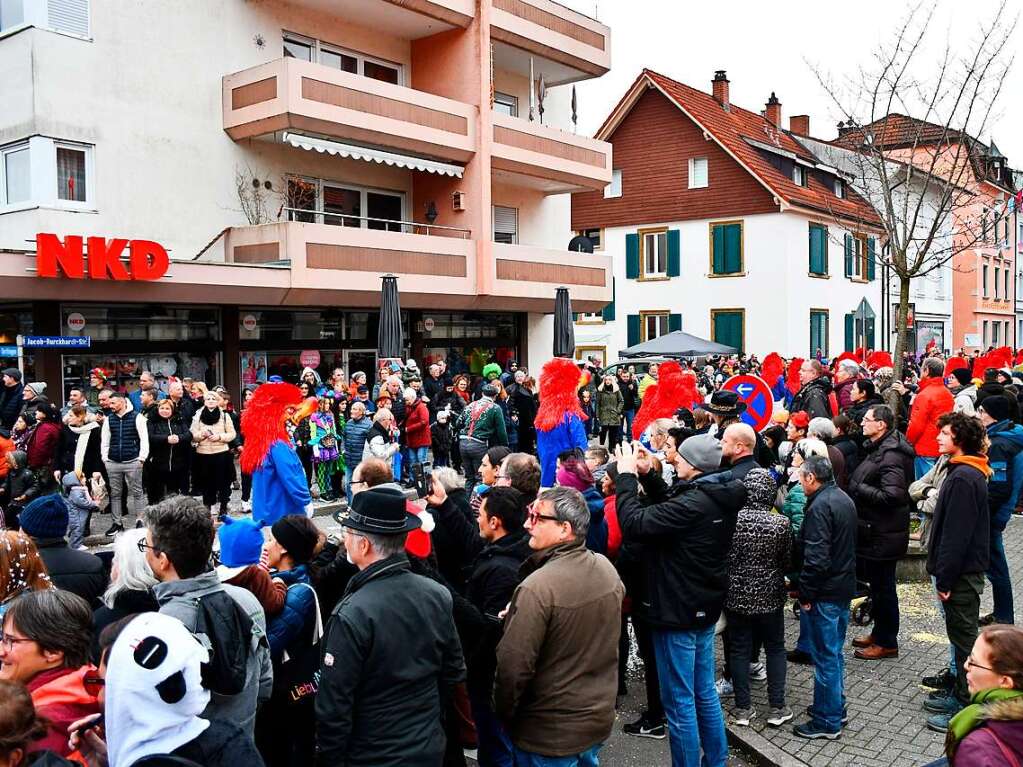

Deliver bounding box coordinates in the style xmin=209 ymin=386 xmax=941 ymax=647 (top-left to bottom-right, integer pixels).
xmin=190 ymin=409 xmax=235 ymax=455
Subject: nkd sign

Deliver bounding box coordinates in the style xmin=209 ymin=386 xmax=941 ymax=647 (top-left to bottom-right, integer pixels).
xmin=35 ymin=233 xmax=169 ymax=281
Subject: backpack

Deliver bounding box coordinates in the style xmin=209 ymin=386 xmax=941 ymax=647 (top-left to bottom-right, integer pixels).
xmin=192 ymin=589 xmax=253 ymax=696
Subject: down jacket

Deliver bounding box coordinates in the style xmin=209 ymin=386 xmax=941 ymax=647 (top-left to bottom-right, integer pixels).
xmin=986 ymin=419 xmax=1023 ymax=531
xmin=790 ymin=376 xmax=834 ymax=420
xmin=906 ymin=376 xmax=955 ymax=457
xmin=342 ymin=415 xmax=373 ymax=468
xmin=266 ymin=565 xmax=317 ymax=662
xmin=847 ymin=429 xmax=915 ymax=561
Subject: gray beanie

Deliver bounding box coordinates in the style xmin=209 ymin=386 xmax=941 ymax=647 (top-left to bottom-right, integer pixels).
xmin=25 ymin=381 xmax=46 ymax=397
xmin=678 ymin=433 xmax=723 ymax=474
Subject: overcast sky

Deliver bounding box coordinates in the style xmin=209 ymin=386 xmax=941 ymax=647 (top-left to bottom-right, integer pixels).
xmin=560 ymin=0 xmax=1021 ymax=163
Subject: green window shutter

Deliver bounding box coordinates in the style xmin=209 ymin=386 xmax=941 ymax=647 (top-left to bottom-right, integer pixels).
xmin=668 ymin=313 xmax=682 ymax=332
xmin=713 ymin=311 xmax=743 ymax=352
xmin=627 ymin=314 xmax=641 ymax=347
xmin=809 ymin=224 xmax=826 ymax=275
xmin=572 ymin=312 xmax=578 ymax=321
xmin=844 ymin=234 xmax=853 ymax=277
xmin=626 ymin=233 xmax=640 ymax=279
xmin=866 ymin=237 xmax=877 ymax=281
xmin=844 ymin=312 xmax=854 ymax=352
xmin=666 ymin=229 xmax=681 ymax=277
xmin=724 ymin=224 xmax=742 ymax=273
xmin=712 ymin=225 xmax=725 ymax=274
xmin=601 ymin=279 xmax=616 ymax=321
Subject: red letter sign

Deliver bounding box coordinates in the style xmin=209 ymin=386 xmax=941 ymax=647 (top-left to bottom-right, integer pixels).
xmin=129 ymin=240 xmax=169 ymax=280
xmin=36 ymin=233 xmax=85 ymax=278
xmin=86 ymin=237 xmax=131 ymax=280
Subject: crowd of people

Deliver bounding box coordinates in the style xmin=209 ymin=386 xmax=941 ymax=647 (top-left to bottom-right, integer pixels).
xmin=2 ymin=344 xmax=1023 ymax=766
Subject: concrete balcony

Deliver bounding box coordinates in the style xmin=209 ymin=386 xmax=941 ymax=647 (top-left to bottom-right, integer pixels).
xmin=284 ymin=0 xmax=474 ymax=31
xmin=486 ymin=242 xmax=612 ymax=312
xmin=490 ymin=111 xmax=612 ymax=193
xmin=490 ymin=0 xmax=610 ymax=83
xmin=223 ymin=58 xmax=476 ymax=163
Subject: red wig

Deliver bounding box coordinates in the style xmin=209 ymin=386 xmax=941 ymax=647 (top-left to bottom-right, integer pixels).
xmin=944 ymin=356 xmax=968 ymax=377
xmin=991 ymin=346 xmax=1013 ymax=369
xmin=240 ymin=382 xmax=304 ymax=474
xmin=786 ymin=358 xmax=805 ymax=395
xmin=535 ymin=358 xmax=587 ymax=432
xmin=867 ymin=351 xmax=893 ymax=370
xmin=761 ymin=353 xmax=784 ymax=387
xmin=833 ymin=352 xmax=859 ymax=367
xmin=631 ymin=361 xmax=699 ymax=439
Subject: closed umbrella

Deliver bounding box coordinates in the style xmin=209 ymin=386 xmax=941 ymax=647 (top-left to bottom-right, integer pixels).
xmin=377 ymin=274 xmax=403 ymax=359
xmin=553 ymin=286 xmax=575 ymax=358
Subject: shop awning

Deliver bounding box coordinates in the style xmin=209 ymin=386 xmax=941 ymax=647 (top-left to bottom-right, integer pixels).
xmin=282 ymin=132 xmax=464 ymax=178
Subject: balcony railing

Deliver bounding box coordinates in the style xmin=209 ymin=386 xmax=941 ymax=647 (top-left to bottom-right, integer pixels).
xmin=490 ymin=0 xmax=610 ymax=80
xmin=282 ymin=208 xmax=470 ymax=238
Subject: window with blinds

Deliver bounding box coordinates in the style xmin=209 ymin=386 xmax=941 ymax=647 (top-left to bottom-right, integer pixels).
xmin=688 ymin=157 xmax=708 ymax=189
xmin=493 ymin=206 xmax=518 ymax=244
xmin=48 ymin=0 xmax=89 ymax=36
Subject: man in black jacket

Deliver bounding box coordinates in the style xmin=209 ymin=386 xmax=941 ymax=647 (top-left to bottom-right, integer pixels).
xmin=846 ymin=404 xmax=914 ymax=660
xmin=792 ymin=455 xmax=857 ymax=740
xmin=19 ymin=494 xmax=107 ymax=606
xmin=922 ymin=412 xmax=991 ymax=732
xmin=790 ymin=360 xmax=834 ymax=420
xmin=615 ymin=433 xmax=746 ymax=766
xmin=0 ymin=368 xmax=24 ymax=431
xmin=316 ymin=487 xmax=465 ymax=767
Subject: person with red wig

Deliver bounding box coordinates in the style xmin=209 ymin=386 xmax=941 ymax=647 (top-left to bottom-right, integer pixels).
xmin=535 ymin=358 xmax=589 ymax=488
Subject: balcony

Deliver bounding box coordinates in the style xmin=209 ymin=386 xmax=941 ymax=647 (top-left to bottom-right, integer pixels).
xmin=487 ymin=242 xmax=612 ymax=312
xmin=490 ymin=111 xmax=612 ymax=193
xmin=283 ymin=0 xmax=474 ymax=32
xmin=223 ymin=58 xmax=476 ymax=163
xmin=490 ymin=0 xmax=610 ymax=84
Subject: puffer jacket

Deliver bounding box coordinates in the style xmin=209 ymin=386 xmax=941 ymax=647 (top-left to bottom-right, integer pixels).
xmin=846 ymin=394 xmax=883 ymax=426
xmin=906 ymin=376 xmax=955 ymax=457
xmin=342 ymin=415 xmax=373 ymax=467
xmin=986 ymin=419 xmax=1023 ymax=531
xmin=595 ymin=386 xmax=624 ymax=426
xmin=790 ymin=376 xmax=834 ymax=419
xmin=147 ymin=413 xmax=191 ymax=474
xmin=2 ymin=451 xmax=39 ymax=505
xmin=25 ymin=420 xmax=61 ymax=471
xmin=266 ymin=565 xmax=317 ymax=662
xmin=834 ymin=377 xmax=859 ymax=413
xmin=403 ymin=398 xmax=431 ymax=449
xmin=848 ymin=429 xmax=915 ymax=560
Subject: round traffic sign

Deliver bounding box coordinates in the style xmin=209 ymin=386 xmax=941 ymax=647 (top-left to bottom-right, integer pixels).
xmin=722 ymin=374 xmax=774 ymax=432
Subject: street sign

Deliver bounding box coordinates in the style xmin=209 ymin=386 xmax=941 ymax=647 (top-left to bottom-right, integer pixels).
xmin=20 ymin=336 xmax=92 ymax=349
xmin=722 ymin=374 xmax=774 ymax=432
xmin=0 ymin=345 xmax=17 ymax=357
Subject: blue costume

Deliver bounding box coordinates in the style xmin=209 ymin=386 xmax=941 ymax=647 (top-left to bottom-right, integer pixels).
xmin=252 ymin=440 xmax=312 ymax=525
xmin=536 ymin=413 xmax=588 ymax=488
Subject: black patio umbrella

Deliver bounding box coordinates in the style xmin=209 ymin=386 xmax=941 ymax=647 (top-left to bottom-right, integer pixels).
xmin=377 ymin=274 xmax=403 ymax=359
xmin=553 ymin=286 xmax=575 ymax=358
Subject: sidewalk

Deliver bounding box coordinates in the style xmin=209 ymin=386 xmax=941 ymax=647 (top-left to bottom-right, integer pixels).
xmin=724 ymin=515 xmax=1023 ymax=767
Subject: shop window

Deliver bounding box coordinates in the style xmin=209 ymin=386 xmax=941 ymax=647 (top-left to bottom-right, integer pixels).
xmin=239 ymin=310 xmax=343 ymax=344
xmin=62 ymin=353 xmax=221 ymax=401
xmin=62 ymin=305 xmax=220 ymax=343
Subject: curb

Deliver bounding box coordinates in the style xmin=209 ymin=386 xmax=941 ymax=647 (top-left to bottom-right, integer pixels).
xmin=726 ymin=723 xmax=810 ymax=767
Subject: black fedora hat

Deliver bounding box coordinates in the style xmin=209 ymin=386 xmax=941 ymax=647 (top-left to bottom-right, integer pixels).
xmin=697 ymin=389 xmax=748 ymax=417
xmin=344 ymin=487 xmax=421 ymax=534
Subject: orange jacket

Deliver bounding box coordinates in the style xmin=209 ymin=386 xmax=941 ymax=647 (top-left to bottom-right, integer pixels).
xmin=906 ymin=376 xmax=955 ymax=458
xmin=0 ymin=434 xmax=13 ymax=479
xmin=28 ymin=665 xmax=101 ymax=758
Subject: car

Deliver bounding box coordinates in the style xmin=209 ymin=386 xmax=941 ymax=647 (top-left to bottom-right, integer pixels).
xmin=600 ymin=357 xmax=671 ymax=381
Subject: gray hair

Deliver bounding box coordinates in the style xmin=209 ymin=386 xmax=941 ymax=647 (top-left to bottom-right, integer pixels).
xmin=650 ymin=418 xmax=674 ymax=436
xmin=373 ymin=407 xmax=393 ymax=424
xmin=537 ymin=485 xmax=590 ymax=540
xmin=922 ymin=357 xmax=944 ymax=378
xmin=103 ymin=528 xmax=158 ymax=609
xmin=807 ymin=417 xmax=837 ymax=442
xmin=794 ymin=438 xmax=829 ymax=461
xmin=362 ymin=531 xmax=407 ymax=558
xmin=432 ymin=466 xmax=462 ymax=493
xmin=5 ymin=590 xmax=93 ymax=668
xmin=800 ymin=454 xmax=835 ymax=485
xmin=837 ymin=359 xmax=860 ymax=375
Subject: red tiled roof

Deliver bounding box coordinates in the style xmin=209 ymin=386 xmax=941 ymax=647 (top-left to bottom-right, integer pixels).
xmin=638 ymin=69 xmax=882 ymax=227
xmin=833 ymin=113 xmax=967 ymax=150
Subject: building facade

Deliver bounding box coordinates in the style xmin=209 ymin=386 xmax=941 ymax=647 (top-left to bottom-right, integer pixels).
xmin=0 ymin=0 xmax=612 ymax=398
xmin=570 ymin=70 xmax=883 ymax=363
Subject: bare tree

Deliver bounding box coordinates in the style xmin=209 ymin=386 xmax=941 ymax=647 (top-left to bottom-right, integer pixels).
xmin=234 ymin=165 xmax=283 ymax=225
xmin=809 ymin=0 xmax=1017 ymax=377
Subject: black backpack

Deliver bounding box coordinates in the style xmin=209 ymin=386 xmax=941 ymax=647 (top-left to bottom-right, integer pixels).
xmin=192 ymin=589 xmax=253 ymax=696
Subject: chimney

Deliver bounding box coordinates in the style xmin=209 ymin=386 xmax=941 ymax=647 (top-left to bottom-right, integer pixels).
xmin=765 ymin=92 xmax=781 ymax=127
xmin=789 ymin=115 xmax=810 ymax=136
xmin=712 ymin=70 xmax=729 ymax=112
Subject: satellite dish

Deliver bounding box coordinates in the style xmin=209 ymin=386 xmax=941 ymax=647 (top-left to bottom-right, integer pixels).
xmin=568 ymin=235 xmax=594 ymax=253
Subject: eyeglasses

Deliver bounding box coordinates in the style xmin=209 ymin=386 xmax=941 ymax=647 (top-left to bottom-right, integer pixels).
xmin=0 ymin=632 xmax=34 ymax=651
xmin=965 ymin=655 xmax=996 ymax=673
xmin=526 ymin=503 xmax=561 ymax=526
xmin=350 ymin=480 xmax=368 ymax=488
xmin=136 ymin=538 xmax=162 ymax=555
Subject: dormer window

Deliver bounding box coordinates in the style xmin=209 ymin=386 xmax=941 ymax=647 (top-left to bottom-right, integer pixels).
xmin=834 ymin=178 xmax=845 ymax=198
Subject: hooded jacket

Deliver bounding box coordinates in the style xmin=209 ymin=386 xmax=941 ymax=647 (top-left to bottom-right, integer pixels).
xmin=403 ymin=397 xmax=431 ymax=449
xmin=848 ymin=429 xmax=915 ymax=560
xmin=342 ymin=414 xmax=373 ymax=467
xmin=726 ymin=471 xmax=792 ymax=615
xmin=954 ymin=384 xmax=979 ymax=417
xmin=595 ymin=385 xmax=624 ymax=425
xmin=2 ymin=450 xmax=38 ymax=505
xmin=986 ymin=419 xmax=1023 ymax=531
xmin=790 ymin=375 xmax=834 ymax=420
xmin=906 ymin=376 xmax=956 ymax=457
xmin=61 ymin=470 xmax=99 ymax=517
xmin=927 ymin=457 xmax=991 ymax=593
xmin=616 ymin=468 xmax=746 ymax=630
xmin=25 ymin=419 xmax=61 ymax=471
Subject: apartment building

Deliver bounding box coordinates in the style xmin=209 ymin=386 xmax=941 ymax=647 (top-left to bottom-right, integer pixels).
xmin=570 ymin=69 xmax=884 ymax=363
xmin=0 ymin=0 xmax=612 ymax=397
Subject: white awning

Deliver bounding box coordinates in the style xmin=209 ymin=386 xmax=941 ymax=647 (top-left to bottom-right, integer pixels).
xmin=282 ymin=132 xmax=464 ymax=178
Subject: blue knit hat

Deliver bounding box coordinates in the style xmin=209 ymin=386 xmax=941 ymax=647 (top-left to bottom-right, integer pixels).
xmin=217 ymin=517 xmax=265 ymax=568
xmin=20 ymin=494 xmax=69 ymax=540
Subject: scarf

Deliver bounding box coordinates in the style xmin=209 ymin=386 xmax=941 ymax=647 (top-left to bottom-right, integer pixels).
xmin=199 ymin=406 xmax=222 ymax=426
xmin=69 ymin=420 xmax=99 ymax=474
xmin=946 ymin=687 xmax=1023 ymax=758
xmin=950 ymin=453 xmax=994 ymax=478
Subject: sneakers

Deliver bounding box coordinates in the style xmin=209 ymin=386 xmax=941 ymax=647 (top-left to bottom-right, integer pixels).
xmin=715 ymin=677 xmax=734 ymax=696
xmin=787 ymin=649 xmax=813 ymax=665
xmin=926 ymin=711 xmax=957 ymax=733
xmin=749 ymin=662 xmax=767 ymax=681
xmin=923 ymin=693 xmax=962 ymax=715
xmin=921 ymin=668 xmax=955 ymax=691
xmin=805 ymin=704 xmax=850 ymax=724
xmin=104 ymin=522 xmax=124 ymax=537
xmin=731 ymin=707 xmax=756 ymax=726
xmin=623 ymin=714 xmax=667 ymax=740
xmin=793 ymin=720 xmax=841 ymax=740
xmin=767 ymin=706 xmax=794 ymax=727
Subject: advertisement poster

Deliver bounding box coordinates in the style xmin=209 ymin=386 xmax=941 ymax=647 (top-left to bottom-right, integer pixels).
xmin=241 ymin=352 xmax=268 ymax=384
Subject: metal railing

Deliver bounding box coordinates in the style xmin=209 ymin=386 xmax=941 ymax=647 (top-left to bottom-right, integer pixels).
xmin=282 ymin=207 xmax=471 ymax=239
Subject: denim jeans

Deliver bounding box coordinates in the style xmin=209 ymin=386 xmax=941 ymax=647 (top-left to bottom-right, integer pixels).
xmin=914 ymin=456 xmax=937 ymax=480
xmin=805 ymin=600 xmax=850 ymax=733
xmin=405 ymin=445 xmax=429 ymax=475
xmin=653 ymin=626 xmax=728 ymax=767
xmin=623 ymin=409 xmax=636 ymax=440
xmin=796 ymin=606 xmax=813 ymax=654
xmin=987 ymin=528 xmax=1015 ymax=624
xmin=471 ymin=696 xmax=513 ymax=767
xmin=726 ymin=609 xmax=786 ymax=709
xmin=860 ymin=557 xmax=899 ymax=648
xmin=344 ymin=465 xmax=355 ymax=504
xmin=460 ymin=438 xmax=489 ymax=491
xmin=511 ymin=744 xmax=601 ymax=767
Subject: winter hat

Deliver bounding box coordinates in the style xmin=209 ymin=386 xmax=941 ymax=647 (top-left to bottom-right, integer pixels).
xmin=89 ymin=367 xmax=107 ymax=382
xmin=789 ymin=411 xmax=810 ymax=430
xmin=2 ymin=367 xmax=21 ymax=383
xmin=742 ymin=468 xmax=777 ymax=511
xmin=405 ymin=360 xmax=419 ymax=372
xmin=24 ymin=382 xmax=46 ymax=398
xmin=677 ymin=433 xmax=723 ymax=474
xmin=436 ymin=409 xmax=449 ymax=423
xmin=216 ymin=517 xmax=266 ymax=568
xmin=268 ymin=375 xmax=284 ymax=383
xmin=19 ymin=494 xmax=69 ymax=539
xmin=951 ymin=368 xmax=974 ymax=387
xmin=979 ymin=395 xmax=1011 ymax=424
xmin=270 ymin=515 xmax=318 ymax=565
xmin=61 ymin=471 xmax=82 ymax=491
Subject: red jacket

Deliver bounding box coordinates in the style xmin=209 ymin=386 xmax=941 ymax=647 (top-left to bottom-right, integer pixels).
xmin=404 ymin=399 xmax=431 ymax=449
xmin=28 ymin=665 xmax=101 ymax=757
xmin=0 ymin=434 xmax=13 ymax=479
xmin=25 ymin=421 xmax=61 ymax=470
xmin=906 ymin=376 xmax=955 ymax=457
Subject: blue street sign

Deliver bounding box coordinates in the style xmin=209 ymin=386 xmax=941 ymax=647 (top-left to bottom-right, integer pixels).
xmin=0 ymin=345 xmax=17 ymax=357
xmin=722 ymin=374 xmax=774 ymax=432
xmin=20 ymin=336 xmax=91 ymax=349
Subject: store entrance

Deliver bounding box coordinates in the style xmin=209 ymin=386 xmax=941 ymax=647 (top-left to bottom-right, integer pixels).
xmin=344 ymin=349 xmax=377 ymax=388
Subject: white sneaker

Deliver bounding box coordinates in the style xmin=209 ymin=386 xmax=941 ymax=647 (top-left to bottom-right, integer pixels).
xmin=715 ymin=677 xmax=733 ymax=696
xmin=731 ymin=707 xmax=756 ymax=726
xmin=750 ymin=661 xmax=768 ymax=681
xmin=242 ymin=500 xmax=252 ymax=513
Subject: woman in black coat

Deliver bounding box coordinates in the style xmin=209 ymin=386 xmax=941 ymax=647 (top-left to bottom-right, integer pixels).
xmin=146 ymin=399 xmax=192 ymax=502
xmin=511 ymin=377 xmax=538 ymax=454
xmin=56 ymin=406 xmax=104 ymax=479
